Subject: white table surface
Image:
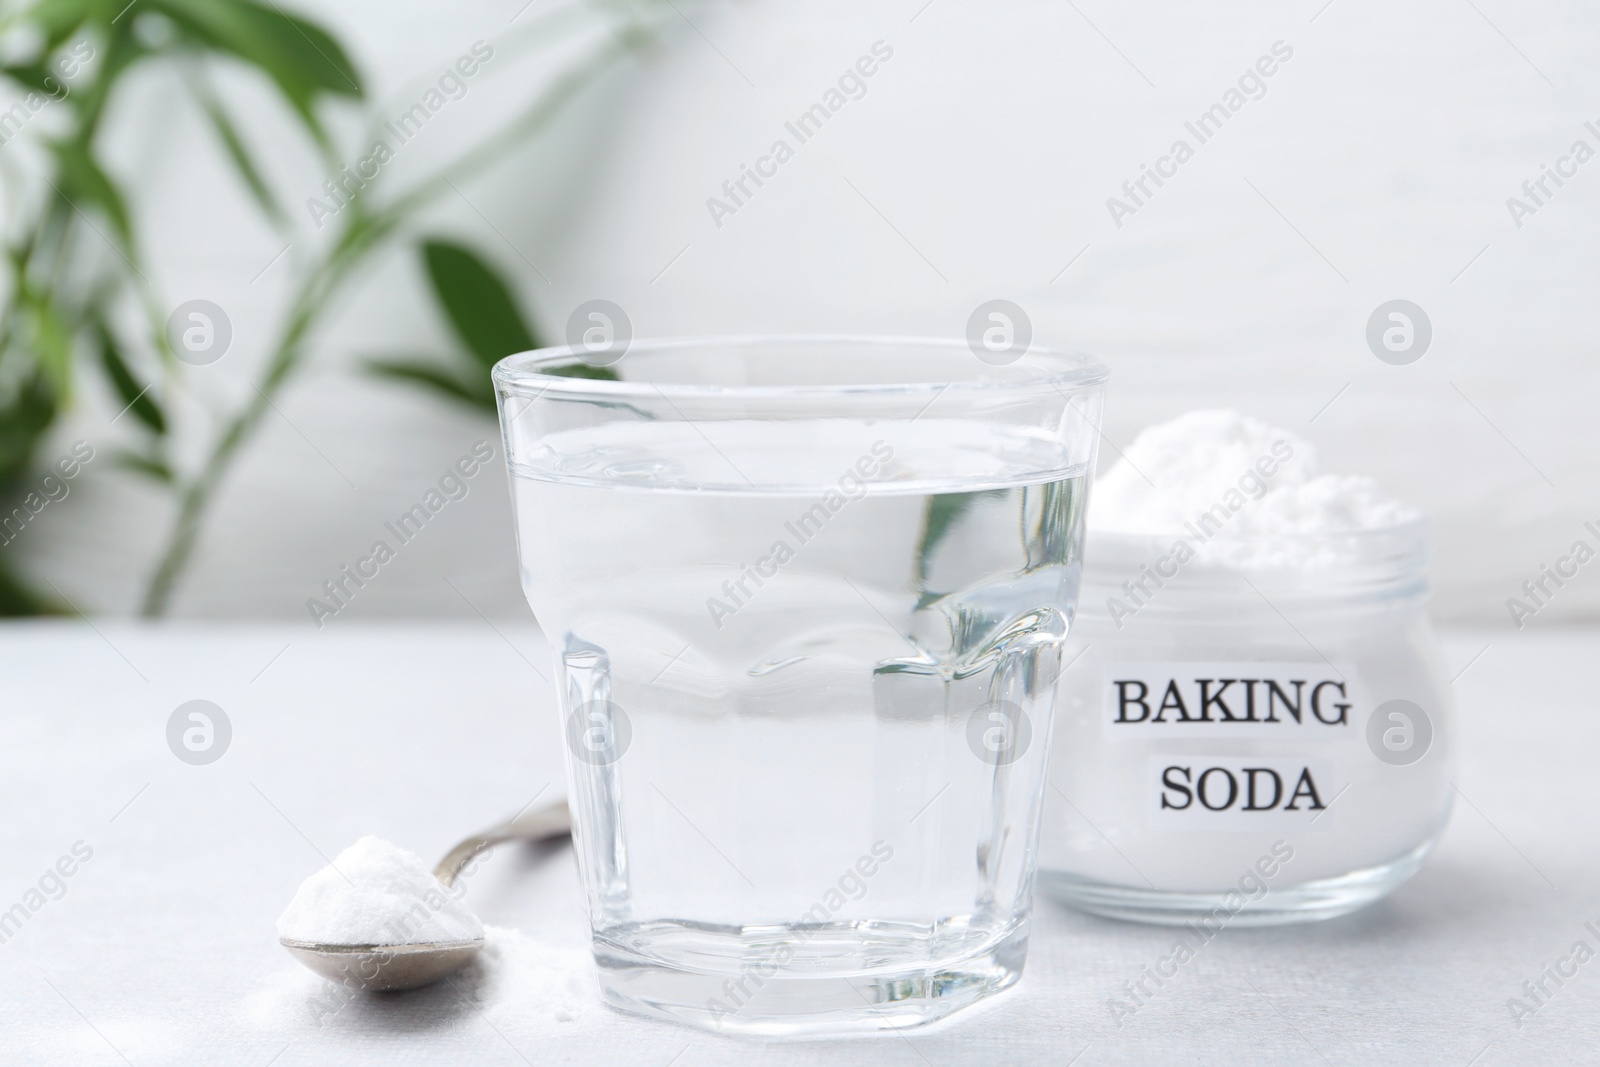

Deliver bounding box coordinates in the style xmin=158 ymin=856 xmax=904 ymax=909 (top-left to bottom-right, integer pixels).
xmin=1 ymin=621 xmax=1595 ymax=1065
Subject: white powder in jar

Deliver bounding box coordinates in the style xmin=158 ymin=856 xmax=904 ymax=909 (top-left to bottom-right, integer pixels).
xmin=276 ymin=836 xmax=484 ymax=946
xmin=1040 ymin=408 xmax=1451 ymax=913
xmin=1089 ymin=409 xmax=1419 ymax=560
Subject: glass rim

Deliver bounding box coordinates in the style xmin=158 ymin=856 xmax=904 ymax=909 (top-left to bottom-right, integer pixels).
xmin=492 ymin=334 xmax=1109 ymax=399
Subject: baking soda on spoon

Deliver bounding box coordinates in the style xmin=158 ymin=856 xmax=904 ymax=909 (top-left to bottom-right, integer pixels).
xmin=259 ymin=836 xmax=594 ymax=1030
xmin=273 ymin=833 xmax=596 ymax=1022
xmin=276 ymin=836 xmax=484 ymax=947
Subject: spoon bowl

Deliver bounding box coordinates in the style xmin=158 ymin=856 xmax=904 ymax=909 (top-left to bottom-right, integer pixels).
xmin=279 ymin=938 xmax=486 ymax=992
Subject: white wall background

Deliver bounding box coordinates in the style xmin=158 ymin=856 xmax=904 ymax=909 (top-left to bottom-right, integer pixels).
xmin=13 ymin=0 xmax=1600 ymax=631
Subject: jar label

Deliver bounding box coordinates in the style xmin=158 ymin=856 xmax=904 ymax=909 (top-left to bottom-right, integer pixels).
xmin=1148 ymin=756 xmax=1341 ymax=830
xmin=1103 ymin=662 xmax=1357 ymax=739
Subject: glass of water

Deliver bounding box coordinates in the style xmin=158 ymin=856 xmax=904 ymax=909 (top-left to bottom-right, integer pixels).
xmin=494 ymin=336 xmax=1106 ymax=1034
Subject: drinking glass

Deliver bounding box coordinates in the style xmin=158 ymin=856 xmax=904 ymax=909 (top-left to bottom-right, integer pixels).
xmin=494 ymin=336 xmax=1106 ymax=1033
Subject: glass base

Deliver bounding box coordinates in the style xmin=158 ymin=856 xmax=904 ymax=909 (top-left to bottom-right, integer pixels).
xmin=1039 ymin=839 xmax=1436 ymax=927
xmin=592 ymin=919 xmax=1029 ymax=1035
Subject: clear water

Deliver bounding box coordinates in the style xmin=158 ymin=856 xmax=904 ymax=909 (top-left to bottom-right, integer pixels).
xmin=510 ymin=418 xmax=1088 ymax=1032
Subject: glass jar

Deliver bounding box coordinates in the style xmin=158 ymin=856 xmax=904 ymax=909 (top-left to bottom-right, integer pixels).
xmin=1038 ymin=520 xmax=1453 ymax=925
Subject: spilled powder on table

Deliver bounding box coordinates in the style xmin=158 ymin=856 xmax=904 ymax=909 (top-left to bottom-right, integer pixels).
xmin=243 ymin=926 xmax=599 ymax=1033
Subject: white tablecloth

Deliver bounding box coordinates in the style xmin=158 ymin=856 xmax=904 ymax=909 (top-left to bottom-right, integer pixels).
xmin=1 ymin=621 xmax=1593 ymax=1064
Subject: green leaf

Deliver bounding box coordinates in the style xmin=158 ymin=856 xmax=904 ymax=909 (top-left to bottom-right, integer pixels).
xmin=150 ymin=0 xmax=363 ymax=136
xmin=2 ymin=61 xmax=71 ymax=96
xmin=421 ymin=239 xmax=537 ymax=368
xmin=197 ymin=90 xmax=286 ymax=225
xmin=365 ymin=356 xmax=493 ymax=412
xmin=0 ymin=559 xmax=50 ymax=615
xmin=914 ymin=490 xmax=1007 ymax=585
xmin=0 ymin=371 xmax=58 ymax=490
xmin=96 ymin=322 xmax=165 ymax=433
xmin=111 ymin=448 xmax=173 ymax=483
xmin=23 ymin=294 xmax=74 ymax=398
xmin=19 ymin=0 xmax=93 ymax=49
xmin=48 ymin=140 xmax=134 ymax=249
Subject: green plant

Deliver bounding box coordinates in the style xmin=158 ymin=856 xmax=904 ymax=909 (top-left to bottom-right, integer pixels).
xmin=0 ymin=0 xmax=362 ymax=612
xmin=0 ymin=0 xmax=675 ymax=615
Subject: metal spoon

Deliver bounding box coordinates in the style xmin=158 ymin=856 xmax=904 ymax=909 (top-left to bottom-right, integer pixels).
xmin=278 ymin=800 xmax=571 ymax=992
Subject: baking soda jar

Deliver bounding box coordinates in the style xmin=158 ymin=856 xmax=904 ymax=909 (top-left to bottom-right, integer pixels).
xmin=1037 ymin=412 xmax=1454 ymax=925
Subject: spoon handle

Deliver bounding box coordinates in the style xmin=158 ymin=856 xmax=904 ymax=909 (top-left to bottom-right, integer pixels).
xmin=433 ymin=799 xmax=571 ymax=887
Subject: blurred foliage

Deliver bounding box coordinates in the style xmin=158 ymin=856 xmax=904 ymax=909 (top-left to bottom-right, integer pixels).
xmin=368 ymin=239 xmax=539 ymax=413
xmin=367 ymin=238 xmax=617 ymax=414
xmin=0 ymin=0 xmax=672 ymax=615
xmin=0 ymin=0 xmax=362 ymax=613
xmin=914 ymin=491 xmax=1005 ymax=588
